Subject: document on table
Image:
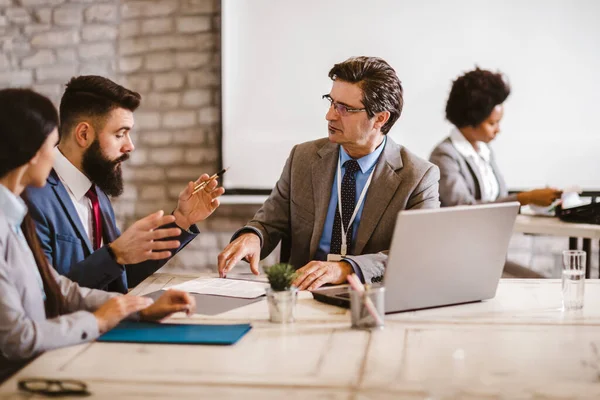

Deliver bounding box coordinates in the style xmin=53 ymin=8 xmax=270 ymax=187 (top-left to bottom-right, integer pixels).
xmin=164 ymin=278 xmax=269 ymax=299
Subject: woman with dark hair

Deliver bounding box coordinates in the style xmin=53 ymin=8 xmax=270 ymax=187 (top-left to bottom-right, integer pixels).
xmin=429 ymin=68 xmax=561 ymax=207
xmin=0 ymin=88 xmax=196 ymax=381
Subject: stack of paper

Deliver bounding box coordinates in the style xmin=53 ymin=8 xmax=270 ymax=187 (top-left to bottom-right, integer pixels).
xmin=164 ymin=278 xmax=269 ymax=299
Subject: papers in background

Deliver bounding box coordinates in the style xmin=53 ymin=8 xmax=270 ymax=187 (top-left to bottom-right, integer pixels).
xmin=164 ymin=278 xmax=269 ymax=299
xmin=225 ymin=272 xmax=269 ymax=283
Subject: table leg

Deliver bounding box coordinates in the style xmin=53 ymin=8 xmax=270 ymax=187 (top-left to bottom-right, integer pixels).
xmin=569 ymin=237 xmax=578 ymax=250
xmin=583 ymin=238 xmax=592 ymax=279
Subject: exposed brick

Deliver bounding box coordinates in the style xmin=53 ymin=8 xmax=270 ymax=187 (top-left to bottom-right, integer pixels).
xmin=53 ymin=5 xmax=83 ymax=26
xmin=32 ymin=83 xmax=62 ymax=99
xmin=123 ymin=166 xmax=165 ymax=182
xmin=172 ymin=129 xmax=205 ymax=145
xmin=0 ymin=0 xmax=12 ymax=6
xmin=82 ymin=25 xmax=118 ymax=42
xmin=23 ymin=24 xmax=53 ymax=35
xmin=163 ymin=110 xmax=196 ymax=128
xmin=168 ymin=184 xmax=183 ymax=199
xmin=144 ymin=92 xmax=179 ymax=109
xmin=185 ymin=148 xmax=217 ymax=164
xmin=56 ymin=48 xmax=77 ymax=63
xmin=6 ymin=8 xmax=32 ymax=24
xmin=119 ymin=37 xmax=149 ymax=55
xmin=140 ymin=185 xmax=166 ymax=200
xmin=20 ymin=0 xmax=65 ymax=5
xmin=31 ymin=30 xmax=79 ymax=48
xmin=181 ymin=0 xmax=215 ymax=14
xmin=33 ymin=8 xmax=52 ymax=24
xmin=35 ymin=64 xmax=78 ymax=83
xmin=121 ymin=0 xmax=178 ymax=18
xmin=195 ymin=32 xmax=217 ymax=51
xmin=0 ymin=16 xmax=7 ymax=27
xmin=166 ymin=167 xmax=209 ymax=180
xmin=122 ymin=75 xmax=150 ymax=92
xmin=181 ymin=89 xmax=211 ymax=107
xmin=119 ymin=20 xmax=139 ymax=38
xmin=118 ymin=56 xmax=143 ymax=73
xmin=176 ymin=16 xmax=211 ymax=33
xmin=175 ymin=52 xmax=210 ymax=69
xmin=128 ymin=148 xmax=147 ymax=166
xmin=141 ymin=18 xmax=173 ymax=35
xmin=78 ymin=42 xmax=114 ymax=60
xmin=153 ymin=72 xmax=184 ymax=91
xmin=144 ymin=52 xmax=174 ymax=72
xmin=132 ymin=201 xmax=172 ymax=218
xmin=0 ymin=54 xmax=9 ymax=70
xmin=198 ymin=107 xmax=219 ymax=124
xmin=140 ymin=131 xmax=172 ymax=146
xmin=80 ymin=61 xmax=113 ymax=77
xmin=149 ymin=148 xmax=185 ymax=165
xmin=0 ymin=70 xmax=33 ymax=86
xmin=134 ymin=111 xmax=160 ymax=129
xmin=21 ymin=50 xmax=56 ymax=68
xmin=187 ymin=70 xmax=219 ymax=88
xmin=84 ymin=4 xmax=118 ymax=23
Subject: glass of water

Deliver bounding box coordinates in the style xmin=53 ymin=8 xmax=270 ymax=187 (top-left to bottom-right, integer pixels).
xmin=562 ymin=250 xmax=586 ymax=311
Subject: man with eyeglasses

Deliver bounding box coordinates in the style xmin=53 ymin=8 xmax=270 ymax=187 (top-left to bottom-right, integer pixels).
xmin=218 ymin=56 xmax=440 ymax=289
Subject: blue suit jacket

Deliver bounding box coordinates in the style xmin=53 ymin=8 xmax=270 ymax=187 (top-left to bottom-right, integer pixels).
xmin=24 ymin=169 xmax=199 ymax=293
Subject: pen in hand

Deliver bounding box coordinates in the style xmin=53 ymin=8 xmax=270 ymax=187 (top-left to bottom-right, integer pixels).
xmin=192 ymin=167 xmax=229 ymax=195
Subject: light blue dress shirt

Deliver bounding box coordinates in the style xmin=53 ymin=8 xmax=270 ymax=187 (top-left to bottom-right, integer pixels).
xmin=0 ymin=184 xmax=46 ymax=299
xmin=315 ymin=137 xmax=387 ymax=279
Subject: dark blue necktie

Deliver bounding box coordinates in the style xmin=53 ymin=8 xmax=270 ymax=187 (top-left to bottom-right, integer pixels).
xmin=330 ymin=159 xmax=360 ymax=255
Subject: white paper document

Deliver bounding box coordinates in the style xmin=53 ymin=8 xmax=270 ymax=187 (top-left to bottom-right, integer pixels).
xmin=164 ymin=278 xmax=269 ymax=299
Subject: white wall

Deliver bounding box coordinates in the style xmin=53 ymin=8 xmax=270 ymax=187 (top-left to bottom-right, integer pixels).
xmin=222 ymin=0 xmax=600 ymax=191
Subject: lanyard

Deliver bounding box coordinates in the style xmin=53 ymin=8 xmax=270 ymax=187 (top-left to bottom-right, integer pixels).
xmin=335 ymin=156 xmax=375 ymax=256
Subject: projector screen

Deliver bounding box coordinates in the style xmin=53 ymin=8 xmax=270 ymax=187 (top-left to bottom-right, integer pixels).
xmin=222 ymin=0 xmax=600 ymax=192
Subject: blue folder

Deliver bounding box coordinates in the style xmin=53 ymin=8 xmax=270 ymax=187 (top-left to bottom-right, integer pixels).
xmin=98 ymin=321 xmax=252 ymax=345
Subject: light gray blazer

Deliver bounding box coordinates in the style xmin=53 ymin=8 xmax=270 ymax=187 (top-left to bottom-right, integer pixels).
xmin=237 ymin=136 xmax=440 ymax=283
xmin=429 ymin=137 xmax=517 ymax=207
xmin=0 ymin=209 xmax=116 ymax=381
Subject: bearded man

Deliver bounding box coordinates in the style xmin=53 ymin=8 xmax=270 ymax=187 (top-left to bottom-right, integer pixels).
xmin=25 ymin=76 xmax=224 ymax=293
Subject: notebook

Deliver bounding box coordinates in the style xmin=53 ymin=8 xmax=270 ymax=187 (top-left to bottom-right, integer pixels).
xmin=98 ymin=321 xmax=252 ymax=345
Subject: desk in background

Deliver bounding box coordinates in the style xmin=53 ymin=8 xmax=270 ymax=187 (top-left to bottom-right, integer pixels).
xmin=514 ymin=214 xmax=600 ymax=278
xmin=2 ymin=272 xmax=600 ymax=398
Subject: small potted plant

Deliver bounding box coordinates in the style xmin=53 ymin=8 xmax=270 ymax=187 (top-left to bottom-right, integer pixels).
xmin=265 ymin=263 xmax=298 ymax=323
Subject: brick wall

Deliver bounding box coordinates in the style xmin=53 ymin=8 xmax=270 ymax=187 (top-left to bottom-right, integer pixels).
xmin=0 ymin=0 xmax=596 ymax=277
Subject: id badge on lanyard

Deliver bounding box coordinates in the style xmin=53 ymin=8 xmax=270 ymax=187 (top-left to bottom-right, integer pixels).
xmin=327 ymin=156 xmax=375 ymax=261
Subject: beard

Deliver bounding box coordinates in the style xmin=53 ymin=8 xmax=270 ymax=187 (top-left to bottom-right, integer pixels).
xmin=81 ymin=139 xmax=129 ymax=197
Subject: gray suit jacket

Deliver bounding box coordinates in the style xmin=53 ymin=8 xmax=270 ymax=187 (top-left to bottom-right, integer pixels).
xmin=429 ymin=137 xmax=517 ymax=207
xmin=237 ymin=137 xmax=440 ymax=283
xmin=0 ymin=209 xmax=115 ymax=381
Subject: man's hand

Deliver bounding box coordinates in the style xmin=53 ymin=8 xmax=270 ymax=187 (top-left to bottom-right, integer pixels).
xmin=173 ymin=174 xmax=225 ymax=229
xmin=109 ymin=210 xmax=182 ymax=265
xmin=217 ymin=233 xmax=261 ymax=278
xmin=292 ymin=261 xmax=354 ymax=291
xmin=140 ymin=289 xmax=196 ymax=322
xmin=518 ymin=188 xmax=562 ymax=206
xmin=93 ymin=295 xmax=154 ymax=334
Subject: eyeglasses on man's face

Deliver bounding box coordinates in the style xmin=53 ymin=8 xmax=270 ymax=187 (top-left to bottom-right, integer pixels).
xmin=322 ymin=94 xmax=367 ymax=117
xmin=18 ymin=378 xmax=91 ymax=397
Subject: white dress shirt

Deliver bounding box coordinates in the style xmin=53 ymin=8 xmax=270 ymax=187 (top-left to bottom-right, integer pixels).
xmin=53 ymin=147 xmax=102 ymax=247
xmin=449 ymin=128 xmax=500 ymax=202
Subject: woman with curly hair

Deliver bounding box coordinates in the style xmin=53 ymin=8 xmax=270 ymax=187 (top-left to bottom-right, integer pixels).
xmin=430 ymin=68 xmax=561 ymax=207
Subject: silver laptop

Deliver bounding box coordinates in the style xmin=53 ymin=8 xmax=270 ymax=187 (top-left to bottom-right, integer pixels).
xmin=312 ymin=202 xmax=520 ymax=313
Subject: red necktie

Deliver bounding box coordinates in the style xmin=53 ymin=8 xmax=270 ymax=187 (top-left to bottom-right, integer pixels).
xmin=85 ymin=186 xmax=103 ymax=251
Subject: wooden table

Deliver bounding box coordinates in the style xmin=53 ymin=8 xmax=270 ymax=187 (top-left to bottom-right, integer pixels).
xmin=3 ymin=273 xmax=600 ymax=399
xmin=514 ymin=214 xmax=600 ymax=278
